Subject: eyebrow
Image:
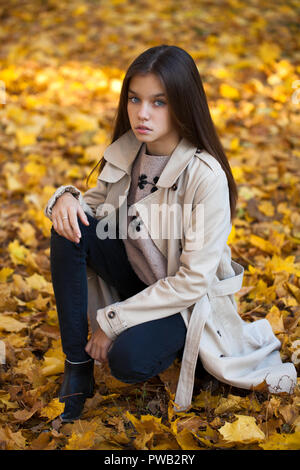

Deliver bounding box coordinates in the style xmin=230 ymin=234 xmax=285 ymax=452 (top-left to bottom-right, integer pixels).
xmin=128 ymin=88 xmax=166 ymax=98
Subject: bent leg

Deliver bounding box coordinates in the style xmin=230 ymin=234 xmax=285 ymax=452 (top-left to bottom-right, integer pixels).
xmin=50 ymin=212 xmax=147 ymax=362
xmin=107 ymin=313 xmax=187 ymax=383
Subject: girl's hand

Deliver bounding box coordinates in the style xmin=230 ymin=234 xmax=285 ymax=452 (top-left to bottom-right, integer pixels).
xmin=85 ymin=327 xmax=113 ymax=363
xmin=52 ymin=192 xmax=90 ymax=243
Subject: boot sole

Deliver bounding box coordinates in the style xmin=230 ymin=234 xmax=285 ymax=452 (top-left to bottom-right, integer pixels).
xmin=60 ymin=413 xmax=82 ymax=423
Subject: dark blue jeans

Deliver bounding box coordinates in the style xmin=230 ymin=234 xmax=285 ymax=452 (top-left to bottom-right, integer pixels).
xmin=50 ymin=212 xmax=188 ymax=382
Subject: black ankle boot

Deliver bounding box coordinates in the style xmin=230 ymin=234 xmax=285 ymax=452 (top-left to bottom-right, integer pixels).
xmin=59 ymin=359 xmax=95 ymax=422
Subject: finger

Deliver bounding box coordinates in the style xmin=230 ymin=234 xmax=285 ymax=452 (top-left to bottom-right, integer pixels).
xmin=53 ymin=214 xmax=73 ymax=242
xmin=101 ymin=353 xmax=108 ymax=363
xmin=61 ymin=216 xmax=78 ymax=242
xmin=85 ymin=339 xmax=94 ymax=357
xmin=92 ymin=341 xmax=106 ymax=363
xmin=55 ymin=216 xmax=65 ymax=236
xmin=88 ymin=346 xmax=95 ymax=360
xmin=91 ymin=343 xmax=102 ymax=362
xmin=100 ymin=345 xmax=108 ymax=363
xmin=68 ymin=207 xmax=82 ymax=241
xmin=86 ymin=338 xmax=97 ymax=360
xmin=52 ymin=216 xmax=58 ymax=232
xmin=85 ymin=340 xmax=91 ymax=355
xmin=78 ymin=207 xmax=90 ymax=226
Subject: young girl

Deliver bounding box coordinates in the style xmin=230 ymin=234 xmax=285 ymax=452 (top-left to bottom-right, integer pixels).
xmin=45 ymin=45 xmax=297 ymax=422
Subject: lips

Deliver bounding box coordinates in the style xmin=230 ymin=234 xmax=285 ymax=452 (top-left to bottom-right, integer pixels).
xmin=136 ymin=125 xmax=151 ymax=130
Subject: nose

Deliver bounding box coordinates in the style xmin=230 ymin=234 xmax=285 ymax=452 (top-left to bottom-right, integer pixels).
xmin=137 ymin=102 xmax=150 ymax=120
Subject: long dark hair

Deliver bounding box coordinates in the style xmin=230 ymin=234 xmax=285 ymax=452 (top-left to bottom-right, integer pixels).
xmin=86 ymin=45 xmax=238 ymax=221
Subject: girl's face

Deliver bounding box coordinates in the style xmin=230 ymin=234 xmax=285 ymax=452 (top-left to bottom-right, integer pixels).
xmin=127 ymin=73 xmax=180 ymax=154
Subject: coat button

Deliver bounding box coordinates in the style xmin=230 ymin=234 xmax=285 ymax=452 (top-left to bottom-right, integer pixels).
xmin=107 ymin=311 xmax=115 ymax=319
xmin=171 ymin=183 xmax=177 ymax=191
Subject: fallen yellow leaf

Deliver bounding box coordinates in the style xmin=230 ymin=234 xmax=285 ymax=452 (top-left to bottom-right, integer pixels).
xmin=0 ymin=268 xmax=14 ymax=282
xmin=0 ymin=426 xmax=27 ymax=450
xmin=215 ymin=395 xmax=244 ymax=415
xmin=0 ymin=313 xmax=27 ymax=332
xmin=39 ymin=398 xmax=64 ymax=421
xmin=41 ymin=356 xmax=64 ymax=376
xmin=260 ymin=432 xmax=300 ymax=450
xmin=8 ymin=240 xmax=30 ymax=265
xmin=219 ymin=414 xmax=265 ymax=444
xmin=175 ymin=428 xmax=202 ymax=450
xmin=266 ymin=305 xmax=285 ymax=334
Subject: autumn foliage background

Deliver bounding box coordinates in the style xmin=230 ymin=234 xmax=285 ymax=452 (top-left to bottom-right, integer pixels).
xmin=0 ymin=0 xmax=300 ymax=451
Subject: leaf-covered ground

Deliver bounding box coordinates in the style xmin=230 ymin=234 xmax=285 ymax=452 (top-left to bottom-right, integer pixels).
xmin=0 ymin=0 xmax=299 ymax=450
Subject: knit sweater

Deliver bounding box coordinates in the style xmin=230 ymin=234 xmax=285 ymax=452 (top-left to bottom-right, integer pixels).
xmin=123 ymin=142 xmax=171 ymax=286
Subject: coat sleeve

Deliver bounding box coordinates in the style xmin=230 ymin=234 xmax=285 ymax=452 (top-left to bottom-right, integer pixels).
xmin=96 ymin=169 xmax=233 ymax=340
xmin=44 ymin=172 xmax=109 ymax=220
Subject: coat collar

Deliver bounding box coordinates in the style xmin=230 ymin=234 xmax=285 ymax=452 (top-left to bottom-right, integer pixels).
xmin=103 ymin=129 xmax=198 ymax=188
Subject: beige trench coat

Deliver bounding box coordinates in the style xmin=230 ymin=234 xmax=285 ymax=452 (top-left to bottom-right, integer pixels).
xmin=46 ymin=129 xmax=297 ymax=411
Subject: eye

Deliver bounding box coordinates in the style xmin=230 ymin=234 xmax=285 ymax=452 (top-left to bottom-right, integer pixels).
xmin=128 ymin=96 xmax=139 ymax=103
xmin=154 ymin=100 xmax=166 ymax=106
xmin=128 ymin=96 xmax=166 ymax=106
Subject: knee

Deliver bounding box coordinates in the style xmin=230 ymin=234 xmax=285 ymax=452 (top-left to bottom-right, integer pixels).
xmin=107 ymin=341 xmax=153 ymax=383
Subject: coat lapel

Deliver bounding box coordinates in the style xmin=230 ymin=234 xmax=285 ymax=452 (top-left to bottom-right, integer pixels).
xmin=100 ymin=128 xmax=197 ymax=188
xmin=101 ymin=129 xmax=142 ymax=177
xmin=98 ymin=129 xmax=198 ymax=257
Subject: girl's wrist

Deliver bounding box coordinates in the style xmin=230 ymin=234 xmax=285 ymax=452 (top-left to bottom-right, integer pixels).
xmin=44 ymin=185 xmax=82 ymax=219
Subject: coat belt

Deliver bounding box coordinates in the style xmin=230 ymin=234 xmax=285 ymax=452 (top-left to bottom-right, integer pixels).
xmin=174 ymin=260 xmax=244 ymax=412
